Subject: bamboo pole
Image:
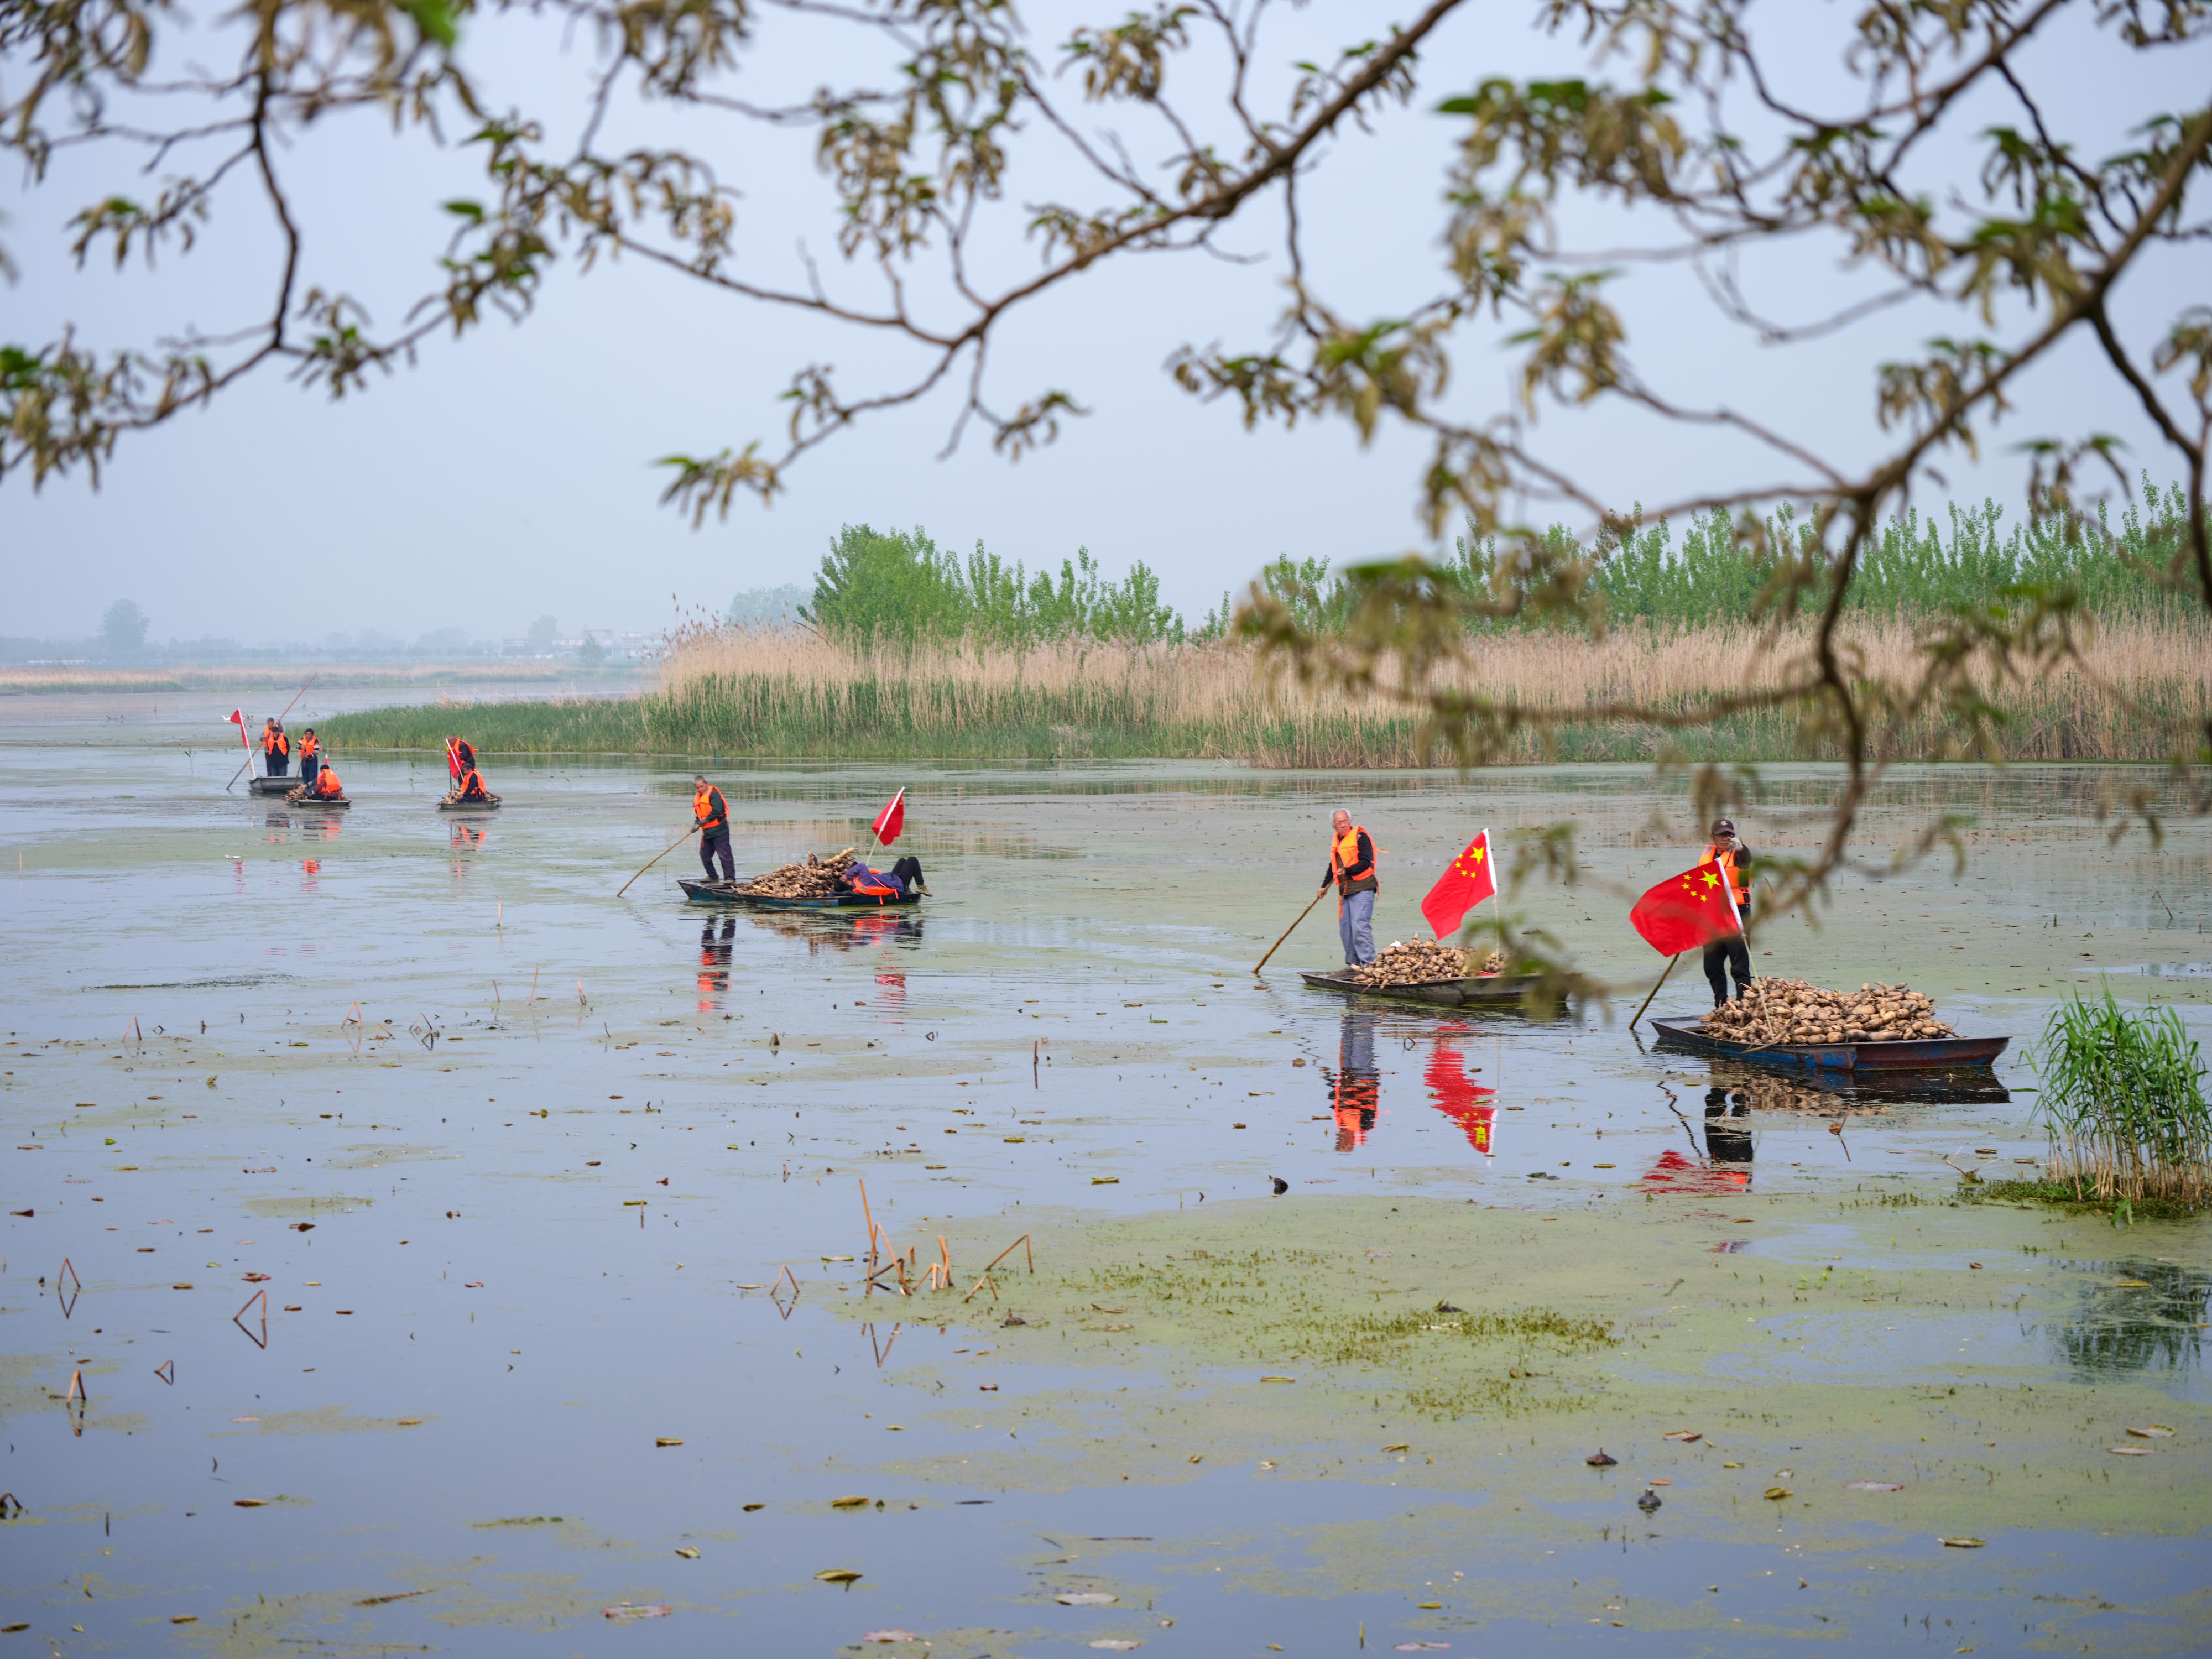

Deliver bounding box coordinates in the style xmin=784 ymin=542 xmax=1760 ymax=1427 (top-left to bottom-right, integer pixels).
xmin=1254 ymin=885 xmax=1331 ymax=974
xmin=1627 ymin=953 xmax=1681 ymax=1030
xmin=616 ymin=826 xmax=700 ymax=898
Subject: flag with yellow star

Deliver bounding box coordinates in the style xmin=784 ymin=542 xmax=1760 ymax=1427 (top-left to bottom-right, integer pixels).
xmin=1628 ymin=858 xmax=1744 ymax=956
xmin=1421 ymin=827 xmax=1496 ymax=941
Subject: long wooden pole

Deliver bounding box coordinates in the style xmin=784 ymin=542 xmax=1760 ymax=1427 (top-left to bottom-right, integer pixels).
xmin=1627 ymin=951 xmax=1681 ymax=1030
xmin=616 ymin=826 xmax=699 ymax=898
xmin=1254 ymin=885 xmax=1331 ymax=974
xmin=225 ymin=672 xmax=319 ymax=791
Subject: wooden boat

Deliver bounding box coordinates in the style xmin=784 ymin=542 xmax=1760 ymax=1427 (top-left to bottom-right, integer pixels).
xmin=1650 ymin=1015 xmax=2007 ymax=1075
xmin=1297 ymin=967 xmax=1559 ymax=1013
xmin=679 ymin=878 xmax=922 ymax=911
xmin=248 ymin=776 xmax=296 ymax=796
xmin=437 ymin=794 xmax=502 ymax=812
xmin=284 ymin=792 xmax=351 ymax=811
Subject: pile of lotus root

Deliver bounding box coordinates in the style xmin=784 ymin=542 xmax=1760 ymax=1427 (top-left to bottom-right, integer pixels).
xmin=1700 ymin=977 xmax=1955 ymax=1044
xmin=1350 ymin=941 xmax=1508 ymax=987
xmin=735 ymin=847 xmax=858 ymax=898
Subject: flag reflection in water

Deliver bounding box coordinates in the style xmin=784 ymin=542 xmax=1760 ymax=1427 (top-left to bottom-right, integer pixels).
xmin=1323 ymin=1011 xmax=1380 ymax=1151
xmin=1423 ymin=1030 xmax=1496 ymax=1155
xmin=873 ymin=972 xmax=906 ymax=1013
xmin=697 ymin=916 xmax=735 ymax=1012
xmin=1637 ymin=1085 xmax=1755 ymax=1194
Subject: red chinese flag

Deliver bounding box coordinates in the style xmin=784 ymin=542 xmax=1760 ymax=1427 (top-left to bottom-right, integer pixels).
xmin=1420 ymin=828 xmax=1496 ymax=940
xmin=1628 ymin=859 xmax=1743 ymax=956
xmin=871 ymin=788 xmax=906 ymax=846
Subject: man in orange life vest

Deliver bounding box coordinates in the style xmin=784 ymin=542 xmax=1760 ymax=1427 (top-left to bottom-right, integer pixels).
xmin=1319 ymin=809 xmax=1379 ymax=966
xmin=298 ymin=728 xmax=322 ymax=788
xmin=1702 ymin=817 xmax=1755 ymax=1005
xmin=305 ymin=761 xmax=343 ymax=800
xmin=261 ymin=718 xmax=290 ymax=777
xmin=693 ymin=774 xmax=734 ymax=882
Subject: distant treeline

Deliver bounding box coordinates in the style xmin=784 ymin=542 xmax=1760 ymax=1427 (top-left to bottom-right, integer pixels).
xmin=808 ymin=483 xmax=2205 ymax=649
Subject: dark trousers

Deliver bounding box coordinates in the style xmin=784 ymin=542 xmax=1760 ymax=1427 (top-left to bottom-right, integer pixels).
xmin=266 ymin=750 xmax=288 ymax=777
xmin=1703 ymin=935 xmax=1753 ymax=1004
xmin=700 ymin=831 xmax=734 ymax=882
xmin=300 ymin=756 xmax=320 ymax=787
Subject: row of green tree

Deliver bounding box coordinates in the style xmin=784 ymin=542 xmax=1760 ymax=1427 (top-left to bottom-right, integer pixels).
xmin=794 ymin=484 xmax=2207 ymax=648
xmin=798 ymin=526 xmax=1191 ymax=646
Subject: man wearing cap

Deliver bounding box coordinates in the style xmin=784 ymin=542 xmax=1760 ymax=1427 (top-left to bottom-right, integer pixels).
xmin=693 ymin=774 xmax=734 ymax=883
xmin=1321 ymin=808 xmax=1379 ymax=967
xmin=1702 ymin=818 xmax=1754 ymax=1005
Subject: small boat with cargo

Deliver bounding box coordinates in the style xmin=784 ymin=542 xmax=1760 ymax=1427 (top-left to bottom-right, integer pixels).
xmin=1649 ymin=1015 xmax=2007 ymax=1076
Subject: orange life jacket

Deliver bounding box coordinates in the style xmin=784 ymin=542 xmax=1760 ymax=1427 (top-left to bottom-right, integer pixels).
xmin=1702 ymin=843 xmax=1749 ymax=908
xmin=850 ymin=868 xmax=899 ymax=900
xmin=1331 ymin=826 xmax=1375 ymax=884
xmin=311 ymin=768 xmax=341 ymax=797
xmin=300 ymin=734 xmax=320 ymax=759
xmin=263 ymin=726 xmax=284 ymax=755
xmin=693 ymin=785 xmax=727 ymax=833
xmin=458 ymin=769 xmax=487 ymax=799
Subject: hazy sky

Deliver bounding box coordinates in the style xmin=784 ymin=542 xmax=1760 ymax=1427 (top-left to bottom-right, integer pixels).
xmin=6 ymin=2 xmax=2205 ymax=640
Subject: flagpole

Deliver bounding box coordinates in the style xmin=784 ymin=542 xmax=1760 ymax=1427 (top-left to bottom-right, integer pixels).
xmin=1628 ymin=953 xmax=1681 ymax=1030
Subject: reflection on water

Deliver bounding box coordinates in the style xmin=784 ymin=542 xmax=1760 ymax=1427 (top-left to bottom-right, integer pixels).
xmin=1324 ymin=1011 xmax=1380 ymax=1151
xmin=2039 ymin=1260 xmax=2210 ymax=1381
xmin=450 ymin=822 xmax=487 ymax=851
xmin=1424 ymin=1032 xmax=1496 ymax=1155
xmin=1639 ymin=1081 xmax=1754 ymax=1194
xmin=1704 ymin=1086 xmax=1755 ymax=1167
xmin=1701 ymin=1060 xmax=2007 ymax=1110
xmin=731 ymin=906 xmax=927 ymax=953
xmin=697 ymin=916 xmax=735 ymax=1012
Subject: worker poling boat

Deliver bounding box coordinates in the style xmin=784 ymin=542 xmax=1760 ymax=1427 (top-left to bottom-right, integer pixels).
xmin=440 ymin=736 xmax=499 ymax=810
xmin=1296 ymin=966 xmax=1557 ymax=1014
xmin=639 ymin=781 xmax=924 ymax=906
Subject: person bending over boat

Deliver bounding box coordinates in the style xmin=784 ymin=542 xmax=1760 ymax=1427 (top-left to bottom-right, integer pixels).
xmin=304 ymin=763 xmax=343 ymax=800
xmin=1321 ymin=809 xmax=1379 ymax=967
xmin=446 ymin=735 xmax=477 ymax=781
xmin=1702 ymin=817 xmax=1755 ymax=1006
xmin=451 ymin=766 xmax=495 ymax=805
xmin=841 ymin=855 xmax=926 ymax=899
xmin=693 ymin=774 xmax=734 ymax=883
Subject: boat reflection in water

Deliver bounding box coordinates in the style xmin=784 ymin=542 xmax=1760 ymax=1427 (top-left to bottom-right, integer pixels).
xmin=1424 ymin=1029 xmax=1496 ymax=1155
xmin=1323 ymin=1011 xmax=1381 ymax=1150
xmin=1703 ymin=1059 xmax=2011 ymax=1110
xmin=734 ymin=906 xmax=926 ymax=954
xmin=697 ymin=916 xmax=735 ymax=1012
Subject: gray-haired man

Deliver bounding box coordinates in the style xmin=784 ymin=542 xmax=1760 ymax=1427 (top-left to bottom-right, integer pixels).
xmin=1321 ymin=809 xmax=1379 ymax=966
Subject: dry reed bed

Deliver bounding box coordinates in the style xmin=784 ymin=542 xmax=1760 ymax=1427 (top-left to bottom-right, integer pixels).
xmin=648 ymin=619 xmax=2212 ymax=764
xmin=319 ymin=618 xmax=2210 ymax=764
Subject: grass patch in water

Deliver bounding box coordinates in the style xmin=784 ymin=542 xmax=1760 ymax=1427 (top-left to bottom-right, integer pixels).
xmin=1964 ymin=1177 xmax=2207 ymax=1220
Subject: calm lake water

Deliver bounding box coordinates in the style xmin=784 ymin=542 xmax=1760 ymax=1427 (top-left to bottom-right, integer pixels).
xmin=3 ymin=697 xmax=2208 ymax=1655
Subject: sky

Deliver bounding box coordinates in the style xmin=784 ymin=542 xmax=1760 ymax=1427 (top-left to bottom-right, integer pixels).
xmin=4 ymin=2 xmax=2206 ymax=643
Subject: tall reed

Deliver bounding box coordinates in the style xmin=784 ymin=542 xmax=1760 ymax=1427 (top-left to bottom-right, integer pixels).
xmin=322 ymin=614 xmax=2209 ymax=764
xmin=2029 ymin=990 xmax=2212 ymax=1206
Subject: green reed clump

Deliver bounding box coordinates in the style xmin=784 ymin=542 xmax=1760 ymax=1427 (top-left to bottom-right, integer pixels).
xmin=2028 ymin=990 xmax=2211 ymax=1206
